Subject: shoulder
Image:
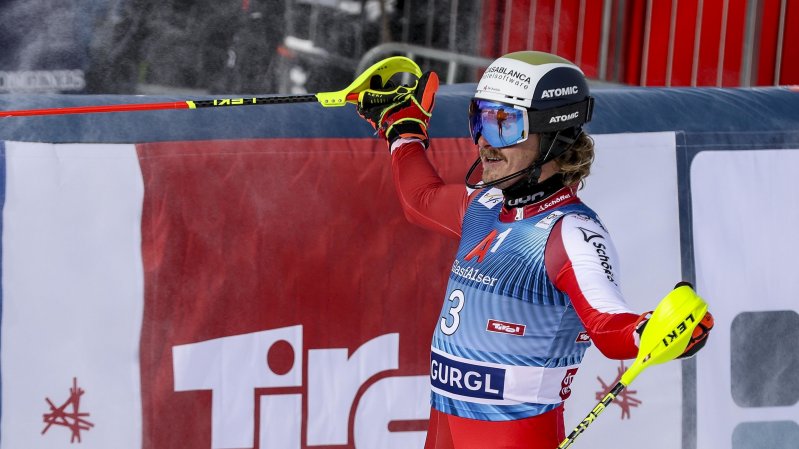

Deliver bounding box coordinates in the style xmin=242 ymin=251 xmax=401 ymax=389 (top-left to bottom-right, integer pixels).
xmin=551 ymin=210 xmax=621 ymax=285
xmin=558 ymin=210 xmax=611 ymax=242
xmin=555 ymin=211 xmax=617 ymax=263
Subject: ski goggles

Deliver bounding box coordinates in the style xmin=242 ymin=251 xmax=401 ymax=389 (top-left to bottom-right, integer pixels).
xmin=469 ymin=97 xmax=595 ymax=148
xmin=468 ymin=99 xmax=529 ymax=148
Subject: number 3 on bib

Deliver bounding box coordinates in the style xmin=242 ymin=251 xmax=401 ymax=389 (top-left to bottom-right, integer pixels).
xmin=440 ymin=289 xmax=465 ymax=335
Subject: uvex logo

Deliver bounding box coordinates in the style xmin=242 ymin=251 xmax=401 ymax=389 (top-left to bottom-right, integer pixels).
xmin=486 ymin=319 xmax=526 ymax=336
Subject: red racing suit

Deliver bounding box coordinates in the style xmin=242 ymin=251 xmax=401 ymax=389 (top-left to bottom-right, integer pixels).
xmin=389 ymin=138 xmax=644 ymax=449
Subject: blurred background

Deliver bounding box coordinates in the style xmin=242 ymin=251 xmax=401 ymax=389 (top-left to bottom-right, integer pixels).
xmin=1 ymin=2 xmax=799 ymax=449
xmin=1 ymin=0 xmax=797 ymax=96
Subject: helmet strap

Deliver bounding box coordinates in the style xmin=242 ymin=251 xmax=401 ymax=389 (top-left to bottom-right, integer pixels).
xmin=463 ymin=127 xmax=583 ymax=198
xmin=463 ymin=156 xmax=564 ymax=208
xmin=539 ymin=127 xmax=583 ymax=165
xmin=501 ymin=127 xmax=581 ymax=196
xmin=464 ymin=157 xmax=535 ymax=189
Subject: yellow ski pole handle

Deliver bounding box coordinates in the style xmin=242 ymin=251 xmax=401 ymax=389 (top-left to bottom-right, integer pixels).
xmin=316 ymin=56 xmax=422 ymax=107
xmin=624 ymin=284 xmax=708 ymax=384
xmin=1 ymin=56 xmax=422 ymax=117
xmin=559 ymin=285 xmax=709 ymax=448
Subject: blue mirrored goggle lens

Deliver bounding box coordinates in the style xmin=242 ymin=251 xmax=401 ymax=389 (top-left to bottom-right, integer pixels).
xmin=469 ymin=100 xmax=526 ymax=148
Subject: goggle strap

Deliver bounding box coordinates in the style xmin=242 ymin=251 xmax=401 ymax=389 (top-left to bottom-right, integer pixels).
xmin=539 ymin=128 xmax=586 ymax=168
xmin=527 ymin=97 xmax=594 ymax=133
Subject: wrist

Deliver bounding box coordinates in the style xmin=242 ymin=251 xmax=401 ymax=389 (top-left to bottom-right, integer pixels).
xmin=390 ymin=137 xmax=426 ymax=154
xmin=384 ymin=120 xmax=428 ymax=146
xmin=633 ymin=311 xmax=652 ymax=347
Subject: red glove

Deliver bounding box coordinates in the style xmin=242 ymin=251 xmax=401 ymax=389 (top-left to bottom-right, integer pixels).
xmin=677 ymin=311 xmax=714 ymax=359
xmin=356 ymin=71 xmax=439 ymax=148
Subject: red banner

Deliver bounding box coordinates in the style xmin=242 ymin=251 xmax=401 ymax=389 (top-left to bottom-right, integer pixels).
xmin=137 ymin=137 xmax=474 ymax=448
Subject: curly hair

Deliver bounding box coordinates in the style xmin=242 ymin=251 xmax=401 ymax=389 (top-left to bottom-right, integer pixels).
xmin=556 ymin=132 xmax=595 ymax=188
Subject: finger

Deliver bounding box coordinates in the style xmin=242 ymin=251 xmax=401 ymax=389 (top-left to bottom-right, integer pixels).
xmin=679 ymin=334 xmax=709 ymax=359
xmin=700 ymin=311 xmax=714 ymax=329
xmin=369 ymin=75 xmax=384 ymax=90
xmin=691 ymin=312 xmax=714 ymax=338
xmin=415 ymin=71 xmax=439 ymax=111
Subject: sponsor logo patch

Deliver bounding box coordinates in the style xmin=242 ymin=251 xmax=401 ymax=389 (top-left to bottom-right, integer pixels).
xmin=451 ymin=260 xmax=499 ymax=286
xmin=485 ymin=65 xmax=532 ymax=84
xmin=559 ymin=368 xmax=579 ymax=400
xmin=575 ymin=331 xmax=591 ymax=343
xmin=535 ymin=211 xmax=564 ymax=229
xmin=507 ymin=191 xmax=545 ymax=207
xmin=538 ymin=192 xmax=573 ymax=212
xmin=541 ymin=85 xmax=579 ymax=98
xmin=578 ymin=227 xmax=617 ymax=284
xmin=481 ymin=65 xmax=532 ymax=90
xmin=549 ymin=111 xmax=579 ymax=123
xmin=486 ymin=319 xmax=526 ymax=336
xmin=478 ymin=188 xmax=504 ymax=209
xmin=578 ymin=227 xmax=603 ymax=242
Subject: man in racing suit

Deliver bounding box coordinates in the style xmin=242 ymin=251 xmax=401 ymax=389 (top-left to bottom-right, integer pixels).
xmin=355 ymin=51 xmax=713 ymax=449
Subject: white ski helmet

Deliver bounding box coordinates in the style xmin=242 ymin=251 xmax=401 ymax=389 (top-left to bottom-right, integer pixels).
xmin=474 ymin=51 xmax=594 ymax=133
xmin=465 ymin=51 xmax=595 ymax=190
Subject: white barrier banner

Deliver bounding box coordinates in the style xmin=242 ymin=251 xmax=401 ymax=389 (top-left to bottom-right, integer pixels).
xmin=564 ymin=131 xmax=683 ymax=449
xmin=1 ymin=142 xmax=144 ymax=448
xmin=692 ymin=149 xmax=799 ymax=449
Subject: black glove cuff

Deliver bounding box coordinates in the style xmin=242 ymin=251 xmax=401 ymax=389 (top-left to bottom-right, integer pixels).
xmin=386 ymin=121 xmax=428 ymax=147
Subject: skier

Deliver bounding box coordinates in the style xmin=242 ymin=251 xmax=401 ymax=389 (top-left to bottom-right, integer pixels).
xmin=355 ymin=51 xmax=713 ymax=449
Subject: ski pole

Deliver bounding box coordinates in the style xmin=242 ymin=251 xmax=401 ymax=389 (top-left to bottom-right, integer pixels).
xmin=558 ymin=284 xmax=709 ymax=448
xmin=0 ymin=56 xmax=422 ymax=118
